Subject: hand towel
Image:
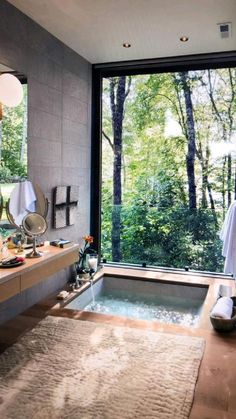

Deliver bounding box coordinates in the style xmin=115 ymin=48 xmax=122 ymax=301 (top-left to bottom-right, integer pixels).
xmin=211 ymin=296 xmax=233 ymax=319
xmin=9 ymin=181 xmax=36 ymax=225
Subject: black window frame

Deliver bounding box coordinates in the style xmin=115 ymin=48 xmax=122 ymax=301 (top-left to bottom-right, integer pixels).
xmin=90 ymin=50 xmax=236 ymax=261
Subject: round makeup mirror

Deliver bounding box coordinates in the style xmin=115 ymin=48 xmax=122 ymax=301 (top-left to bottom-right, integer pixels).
xmin=6 ymin=181 xmax=48 ymax=228
xmin=22 ymin=213 xmax=47 ymax=258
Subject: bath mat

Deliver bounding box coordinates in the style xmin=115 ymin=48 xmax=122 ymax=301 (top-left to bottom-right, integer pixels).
xmin=0 ymin=316 xmax=204 ymax=419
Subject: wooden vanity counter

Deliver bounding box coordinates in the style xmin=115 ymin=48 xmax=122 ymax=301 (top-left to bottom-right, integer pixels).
xmin=0 ymin=244 xmax=79 ymax=303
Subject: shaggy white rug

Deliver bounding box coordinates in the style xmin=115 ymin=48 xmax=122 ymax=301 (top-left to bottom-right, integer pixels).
xmin=0 ymin=316 xmax=204 ymax=419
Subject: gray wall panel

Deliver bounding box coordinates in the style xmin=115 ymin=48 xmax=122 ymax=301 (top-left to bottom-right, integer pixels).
xmin=0 ymin=0 xmax=92 ymax=324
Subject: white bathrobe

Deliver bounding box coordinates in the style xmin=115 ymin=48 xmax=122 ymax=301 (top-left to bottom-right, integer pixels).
xmin=220 ymin=201 xmax=236 ymax=278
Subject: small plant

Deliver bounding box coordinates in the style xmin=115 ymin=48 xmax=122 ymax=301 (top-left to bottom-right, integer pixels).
xmin=76 ymin=235 xmax=96 ymax=276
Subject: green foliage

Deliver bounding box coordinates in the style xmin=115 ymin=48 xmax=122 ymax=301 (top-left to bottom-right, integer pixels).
xmin=101 ymin=69 xmax=236 ymax=273
xmin=101 ymin=183 xmax=113 ymax=259
xmin=0 ymin=84 xmax=27 ymax=181
xmin=0 ymin=164 xmax=12 ymax=182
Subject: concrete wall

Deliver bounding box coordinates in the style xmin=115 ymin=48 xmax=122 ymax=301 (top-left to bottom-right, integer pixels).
xmin=0 ymin=0 xmax=92 ymax=323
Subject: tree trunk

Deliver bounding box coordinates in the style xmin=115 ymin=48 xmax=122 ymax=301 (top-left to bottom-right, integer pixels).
xmin=206 ymin=181 xmax=218 ymax=226
xmin=227 ymin=153 xmax=232 ymax=207
xmin=201 ymin=168 xmax=208 ymax=208
xmin=207 ymin=182 xmax=215 ymax=211
xmin=222 ymin=157 xmax=226 ymax=217
xmin=179 ymin=72 xmax=197 ymax=210
xmin=20 ymin=94 xmax=27 ymax=162
xmin=109 ymin=77 xmax=127 ymax=262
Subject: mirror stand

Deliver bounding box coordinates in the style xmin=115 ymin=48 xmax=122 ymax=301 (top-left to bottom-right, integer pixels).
xmin=22 ymin=213 xmax=47 ymax=258
xmin=26 ymin=237 xmax=42 ymax=258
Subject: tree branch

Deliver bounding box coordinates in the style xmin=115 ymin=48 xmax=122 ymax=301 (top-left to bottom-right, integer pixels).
xmin=227 ymin=68 xmax=235 ymax=137
xmin=206 ymin=70 xmax=222 ymax=121
xmin=102 ymin=130 xmax=114 ymax=150
xmin=172 ymin=76 xmax=188 ymax=139
xmin=125 ymin=76 xmax=132 ymax=99
xmin=206 ymin=70 xmax=228 ymax=141
xmin=109 ymin=78 xmax=116 ymax=132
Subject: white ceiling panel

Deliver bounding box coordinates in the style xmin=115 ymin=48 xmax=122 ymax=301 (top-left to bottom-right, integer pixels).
xmin=7 ymin=0 xmax=236 ymax=64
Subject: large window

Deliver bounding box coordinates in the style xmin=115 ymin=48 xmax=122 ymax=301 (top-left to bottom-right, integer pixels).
xmin=0 ymin=80 xmax=27 ymax=225
xmin=93 ymin=56 xmax=236 ymax=273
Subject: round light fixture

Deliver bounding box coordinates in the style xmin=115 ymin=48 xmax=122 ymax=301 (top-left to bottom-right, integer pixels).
xmin=0 ymin=73 xmax=23 ymax=107
xmin=180 ymin=36 xmax=189 ymax=42
xmin=123 ymin=42 xmax=131 ymax=48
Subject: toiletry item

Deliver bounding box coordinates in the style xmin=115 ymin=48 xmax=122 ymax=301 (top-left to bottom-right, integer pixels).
xmin=218 ymin=284 xmax=233 ymax=298
xmin=87 ymin=255 xmax=98 ymax=271
xmin=50 ymin=239 xmax=73 ymax=249
xmin=56 ymin=290 xmax=69 ymax=300
xmin=0 ymin=255 xmax=25 ymax=267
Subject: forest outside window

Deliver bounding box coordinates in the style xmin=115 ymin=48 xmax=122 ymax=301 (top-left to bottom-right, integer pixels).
xmin=101 ymin=67 xmax=236 ymax=273
xmin=0 ymin=79 xmax=27 ymax=225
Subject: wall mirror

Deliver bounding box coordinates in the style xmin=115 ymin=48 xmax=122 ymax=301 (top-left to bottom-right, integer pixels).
xmin=7 ymin=181 xmax=49 ymax=227
xmin=0 ymin=63 xmax=27 ymax=229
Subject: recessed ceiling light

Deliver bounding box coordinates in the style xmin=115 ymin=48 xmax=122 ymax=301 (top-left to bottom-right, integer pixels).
xmin=123 ymin=42 xmax=131 ymax=48
xmin=180 ymin=36 xmax=189 ymax=42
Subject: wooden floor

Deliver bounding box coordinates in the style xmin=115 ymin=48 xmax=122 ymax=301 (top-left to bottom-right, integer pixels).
xmin=0 ymin=271 xmax=236 ymax=419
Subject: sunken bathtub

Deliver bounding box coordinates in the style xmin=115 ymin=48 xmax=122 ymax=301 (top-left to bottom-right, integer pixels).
xmin=66 ymin=275 xmax=208 ymax=327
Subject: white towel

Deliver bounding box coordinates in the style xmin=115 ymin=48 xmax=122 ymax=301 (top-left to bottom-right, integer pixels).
xmin=218 ymin=284 xmax=233 ymax=298
xmin=219 ymin=201 xmax=236 ymax=278
xmin=9 ymin=181 xmax=37 ymax=225
xmin=211 ymin=296 xmax=233 ymax=319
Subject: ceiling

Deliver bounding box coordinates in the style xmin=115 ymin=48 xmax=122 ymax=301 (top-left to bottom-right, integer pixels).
xmin=7 ymin=0 xmax=236 ymax=64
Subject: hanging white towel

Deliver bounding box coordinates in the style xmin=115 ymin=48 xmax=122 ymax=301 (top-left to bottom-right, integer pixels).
xmin=220 ymin=201 xmax=236 ymax=278
xmin=9 ymin=181 xmax=37 ymax=225
xmin=211 ymin=296 xmax=233 ymax=319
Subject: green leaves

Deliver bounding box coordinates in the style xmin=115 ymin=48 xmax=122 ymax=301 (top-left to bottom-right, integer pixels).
xmin=0 ymin=84 xmax=27 ymax=182
xmin=101 ymin=69 xmax=236 ymax=272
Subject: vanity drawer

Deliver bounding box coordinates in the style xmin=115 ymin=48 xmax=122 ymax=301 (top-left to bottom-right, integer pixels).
xmin=0 ymin=276 xmax=21 ymax=303
xmin=21 ymin=251 xmax=78 ymax=290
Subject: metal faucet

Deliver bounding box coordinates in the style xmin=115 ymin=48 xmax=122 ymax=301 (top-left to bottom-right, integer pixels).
xmin=77 ymin=264 xmax=102 ymax=287
xmin=78 ymin=276 xmax=90 ymax=285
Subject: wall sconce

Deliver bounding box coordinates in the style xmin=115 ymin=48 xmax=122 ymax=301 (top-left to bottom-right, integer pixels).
xmin=0 ymin=73 xmax=23 ymax=119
